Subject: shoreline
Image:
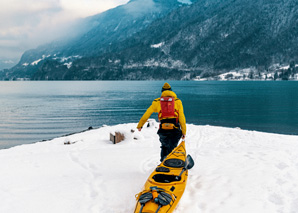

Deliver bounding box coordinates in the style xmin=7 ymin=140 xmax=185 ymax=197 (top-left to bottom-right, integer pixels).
xmin=1 ymin=123 xmax=298 ymax=151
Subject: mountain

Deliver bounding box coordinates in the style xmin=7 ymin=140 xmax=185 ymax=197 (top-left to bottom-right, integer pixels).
xmin=63 ymin=0 xmax=185 ymax=57
xmin=3 ymin=0 xmax=184 ymax=80
xmin=3 ymin=0 xmax=298 ymax=80
xmin=66 ymin=0 xmax=297 ymax=80
xmin=121 ymin=0 xmax=297 ymax=70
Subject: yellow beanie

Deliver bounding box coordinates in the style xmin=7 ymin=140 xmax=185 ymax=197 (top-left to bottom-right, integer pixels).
xmin=162 ymin=82 xmax=172 ymax=92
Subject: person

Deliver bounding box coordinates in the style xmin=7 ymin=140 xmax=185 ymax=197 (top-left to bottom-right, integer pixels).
xmin=137 ymin=82 xmax=186 ymax=161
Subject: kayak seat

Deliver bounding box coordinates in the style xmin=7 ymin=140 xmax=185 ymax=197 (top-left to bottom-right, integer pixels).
xmin=164 ymin=158 xmax=185 ymax=168
xmin=152 ymin=174 xmax=181 ymax=183
xmin=156 ymin=167 xmax=170 ymax=173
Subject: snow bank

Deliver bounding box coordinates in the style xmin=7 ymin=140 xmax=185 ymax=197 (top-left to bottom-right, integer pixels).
xmin=1 ymin=122 xmax=298 ymax=213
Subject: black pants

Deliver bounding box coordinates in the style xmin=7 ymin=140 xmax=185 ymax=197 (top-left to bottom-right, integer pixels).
xmin=157 ymin=128 xmax=182 ymax=162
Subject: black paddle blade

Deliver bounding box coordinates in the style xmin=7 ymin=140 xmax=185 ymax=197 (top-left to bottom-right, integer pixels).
xmin=185 ymin=154 xmax=194 ymax=170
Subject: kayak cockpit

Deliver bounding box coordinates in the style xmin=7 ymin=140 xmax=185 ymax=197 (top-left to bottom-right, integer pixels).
xmin=163 ymin=158 xmax=185 ymax=168
xmin=152 ymin=174 xmax=181 ymax=183
xmin=152 ymin=158 xmax=185 ymax=183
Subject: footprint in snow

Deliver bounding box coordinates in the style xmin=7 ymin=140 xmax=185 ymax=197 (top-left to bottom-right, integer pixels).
xmin=69 ymin=152 xmax=106 ymax=212
xmin=290 ymin=198 xmax=298 ymax=212
xmin=140 ymin=155 xmax=160 ymax=174
xmin=275 ymin=162 xmax=289 ymax=170
xmin=268 ymin=193 xmax=284 ymax=206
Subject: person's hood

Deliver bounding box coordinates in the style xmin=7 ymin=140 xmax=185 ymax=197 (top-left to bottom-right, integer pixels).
xmin=161 ymin=90 xmax=177 ymax=98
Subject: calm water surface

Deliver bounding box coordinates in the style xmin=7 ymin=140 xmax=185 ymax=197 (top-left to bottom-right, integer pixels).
xmin=0 ymin=81 xmax=298 ymax=149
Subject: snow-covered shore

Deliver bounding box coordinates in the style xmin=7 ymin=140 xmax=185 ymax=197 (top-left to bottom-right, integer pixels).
xmin=1 ymin=121 xmax=298 ymax=213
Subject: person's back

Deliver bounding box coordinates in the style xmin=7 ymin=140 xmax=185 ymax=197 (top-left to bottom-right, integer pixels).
xmin=137 ymin=83 xmax=186 ymax=161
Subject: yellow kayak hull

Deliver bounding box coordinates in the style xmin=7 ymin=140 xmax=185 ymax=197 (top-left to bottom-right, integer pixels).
xmin=134 ymin=141 xmax=188 ymax=213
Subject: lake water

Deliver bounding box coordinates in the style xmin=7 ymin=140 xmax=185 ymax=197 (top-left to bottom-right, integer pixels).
xmin=1 ymin=81 xmax=298 ymax=149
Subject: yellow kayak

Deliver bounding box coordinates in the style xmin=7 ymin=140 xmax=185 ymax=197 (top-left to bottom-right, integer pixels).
xmin=134 ymin=140 xmax=194 ymax=213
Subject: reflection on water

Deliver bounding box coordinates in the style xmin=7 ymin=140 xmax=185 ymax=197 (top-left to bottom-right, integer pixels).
xmin=0 ymin=81 xmax=298 ymax=149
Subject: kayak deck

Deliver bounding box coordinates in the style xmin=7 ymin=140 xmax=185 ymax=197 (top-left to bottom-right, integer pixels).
xmin=134 ymin=141 xmax=189 ymax=213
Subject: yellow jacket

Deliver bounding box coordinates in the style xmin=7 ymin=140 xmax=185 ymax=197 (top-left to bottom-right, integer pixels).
xmin=137 ymin=90 xmax=186 ymax=135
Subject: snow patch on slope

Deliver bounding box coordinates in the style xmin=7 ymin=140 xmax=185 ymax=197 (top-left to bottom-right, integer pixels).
xmin=150 ymin=42 xmax=164 ymax=48
xmin=124 ymin=58 xmax=187 ymax=69
xmin=177 ymin=0 xmax=193 ymax=4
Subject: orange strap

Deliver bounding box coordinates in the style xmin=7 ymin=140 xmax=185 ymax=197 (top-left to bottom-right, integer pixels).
xmin=152 ymin=190 xmax=158 ymax=199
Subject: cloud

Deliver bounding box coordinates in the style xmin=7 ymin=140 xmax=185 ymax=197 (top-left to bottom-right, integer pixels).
xmin=60 ymin=0 xmax=129 ymax=17
xmin=0 ymin=0 xmax=129 ymax=65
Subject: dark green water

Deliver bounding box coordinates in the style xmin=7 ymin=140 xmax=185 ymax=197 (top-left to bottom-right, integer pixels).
xmin=0 ymin=81 xmax=297 ymax=149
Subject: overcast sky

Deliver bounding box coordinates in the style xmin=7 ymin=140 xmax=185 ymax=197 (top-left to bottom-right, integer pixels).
xmin=0 ymin=0 xmax=129 ymax=65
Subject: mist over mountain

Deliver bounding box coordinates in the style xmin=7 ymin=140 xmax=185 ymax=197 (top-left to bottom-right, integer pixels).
xmin=2 ymin=0 xmax=297 ymax=80
xmin=0 ymin=59 xmax=17 ymax=70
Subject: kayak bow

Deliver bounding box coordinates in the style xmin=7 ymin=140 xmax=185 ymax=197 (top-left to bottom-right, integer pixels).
xmin=134 ymin=140 xmax=194 ymax=213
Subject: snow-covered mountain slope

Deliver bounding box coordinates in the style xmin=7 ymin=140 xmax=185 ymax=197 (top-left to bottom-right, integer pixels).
xmin=8 ymin=0 xmax=182 ymax=78
xmin=1 ymin=122 xmax=298 ymax=212
xmin=5 ymin=0 xmax=297 ymax=80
